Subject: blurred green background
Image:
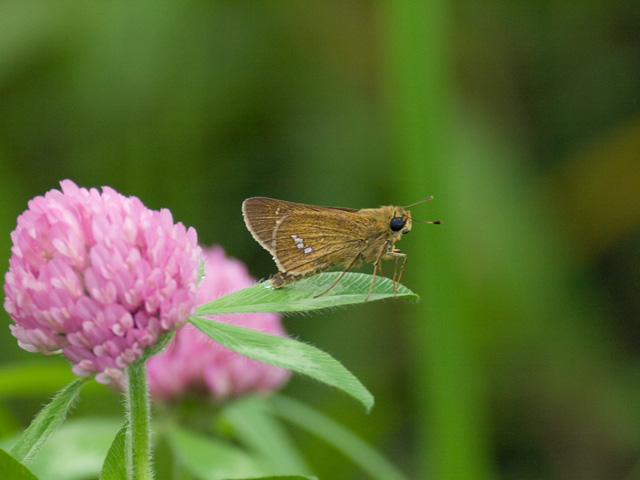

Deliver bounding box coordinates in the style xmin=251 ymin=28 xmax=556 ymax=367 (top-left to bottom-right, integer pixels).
xmin=1 ymin=1 xmax=640 ymax=479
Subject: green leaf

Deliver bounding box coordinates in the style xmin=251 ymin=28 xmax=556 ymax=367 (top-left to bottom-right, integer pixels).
xmin=0 ymin=449 xmax=39 ymax=480
xmin=165 ymin=425 xmax=264 ymax=479
xmin=100 ymin=422 xmax=128 ymax=480
xmin=10 ymin=377 xmax=89 ymax=464
xmin=220 ymin=397 xmax=311 ymax=474
xmin=165 ymin=427 xmax=319 ymax=480
xmin=198 ymin=257 xmax=206 ymax=284
xmin=224 ymin=477 xmax=317 ymax=480
xmin=196 ymin=272 xmax=417 ymax=314
xmin=28 ymin=417 xmax=122 ymax=480
xmin=271 ymin=395 xmax=410 ymax=480
xmin=138 ymin=330 xmax=176 ymax=363
xmin=190 ymin=317 xmax=374 ymax=412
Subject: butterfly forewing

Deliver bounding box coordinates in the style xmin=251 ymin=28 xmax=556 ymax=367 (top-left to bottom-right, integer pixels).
xmin=242 ymin=197 xmax=376 ymax=277
xmin=243 ymin=197 xmax=359 ymax=250
xmin=242 ymin=197 xmax=287 ymax=250
xmin=272 ymin=211 xmax=368 ymax=275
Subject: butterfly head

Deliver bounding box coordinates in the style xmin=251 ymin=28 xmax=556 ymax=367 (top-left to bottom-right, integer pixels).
xmin=389 ymin=207 xmax=413 ymax=236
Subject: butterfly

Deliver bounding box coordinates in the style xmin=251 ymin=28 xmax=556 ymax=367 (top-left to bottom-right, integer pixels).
xmin=242 ymin=196 xmax=438 ymax=300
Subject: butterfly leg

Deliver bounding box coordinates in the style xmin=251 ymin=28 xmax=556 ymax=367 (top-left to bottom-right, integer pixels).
xmin=365 ymin=244 xmax=389 ymax=302
xmin=313 ymin=255 xmax=361 ymax=298
xmin=392 ymin=256 xmax=399 ymax=295
xmin=391 ymin=254 xmax=408 ymax=297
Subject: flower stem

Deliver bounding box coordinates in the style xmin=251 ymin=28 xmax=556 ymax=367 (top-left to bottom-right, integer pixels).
xmin=127 ymin=360 xmax=153 ymax=480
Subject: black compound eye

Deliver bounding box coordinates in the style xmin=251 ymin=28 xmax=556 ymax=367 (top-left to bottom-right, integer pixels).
xmin=389 ymin=216 xmax=405 ymax=232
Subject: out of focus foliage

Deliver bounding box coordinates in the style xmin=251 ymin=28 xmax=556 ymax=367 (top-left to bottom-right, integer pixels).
xmin=1 ymin=1 xmax=639 ymax=479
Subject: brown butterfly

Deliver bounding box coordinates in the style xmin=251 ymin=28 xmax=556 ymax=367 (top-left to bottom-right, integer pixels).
xmin=242 ymin=197 xmax=439 ymax=300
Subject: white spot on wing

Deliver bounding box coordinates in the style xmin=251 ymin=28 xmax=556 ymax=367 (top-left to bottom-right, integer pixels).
xmin=291 ymin=234 xmax=306 ymax=249
xmin=304 ymin=247 xmax=312 ymax=254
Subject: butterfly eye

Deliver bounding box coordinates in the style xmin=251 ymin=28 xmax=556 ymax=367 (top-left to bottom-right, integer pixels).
xmin=389 ymin=217 xmax=405 ymax=232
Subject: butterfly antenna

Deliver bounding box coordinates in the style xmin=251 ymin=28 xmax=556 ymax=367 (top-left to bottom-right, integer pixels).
xmin=404 ymin=196 xmax=440 ymax=224
xmin=412 ymin=218 xmax=442 ymax=225
xmin=404 ymin=196 xmax=434 ymax=208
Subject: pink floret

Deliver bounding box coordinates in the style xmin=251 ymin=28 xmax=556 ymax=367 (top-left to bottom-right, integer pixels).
xmin=147 ymin=246 xmax=290 ymax=401
xmin=3 ymin=180 xmax=201 ymax=384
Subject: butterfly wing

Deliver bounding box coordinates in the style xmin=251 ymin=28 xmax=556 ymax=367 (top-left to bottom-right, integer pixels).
xmin=242 ymin=197 xmax=358 ymax=252
xmin=242 ymin=197 xmax=292 ymax=251
xmin=242 ymin=197 xmax=369 ymax=276
xmin=271 ymin=210 xmax=370 ymax=275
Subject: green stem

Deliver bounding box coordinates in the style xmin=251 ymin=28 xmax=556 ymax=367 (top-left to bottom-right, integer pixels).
xmin=127 ymin=361 xmax=153 ymax=480
xmin=380 ymin=0 xmax=494 ymax=478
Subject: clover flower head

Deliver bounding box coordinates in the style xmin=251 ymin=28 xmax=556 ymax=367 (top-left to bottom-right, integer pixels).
xmin=147 ymin=246 xmax=290 ymax=400
xmin=4 ymin=180 xmax=201 ymax=384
